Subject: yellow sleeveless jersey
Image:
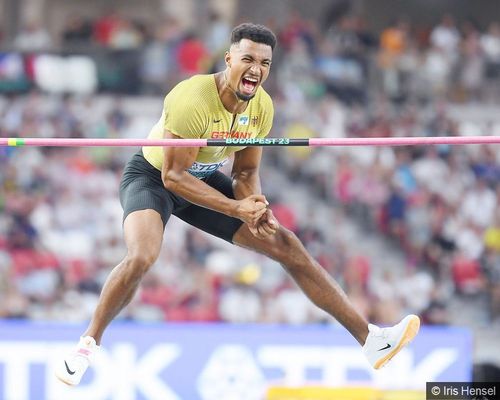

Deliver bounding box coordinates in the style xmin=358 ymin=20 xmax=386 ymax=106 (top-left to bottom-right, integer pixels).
xmin=142 ymin=74 xmax=274 ymax=178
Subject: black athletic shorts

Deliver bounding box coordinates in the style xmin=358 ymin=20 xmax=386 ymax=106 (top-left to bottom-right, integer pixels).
xmin=119 ymin=151 xmax=244 ymax=243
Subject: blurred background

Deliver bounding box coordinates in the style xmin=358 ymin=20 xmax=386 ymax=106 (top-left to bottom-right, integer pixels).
xmin=1 ymin=0 xmax=500 ymax=399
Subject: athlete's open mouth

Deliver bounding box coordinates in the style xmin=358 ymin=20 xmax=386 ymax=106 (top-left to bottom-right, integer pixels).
xmin=241 ymin=76 xmax=258 ymax=94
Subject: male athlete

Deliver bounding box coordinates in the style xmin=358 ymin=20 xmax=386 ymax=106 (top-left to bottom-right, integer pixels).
xmin=56 ymin=23 xmax=420 ymax=386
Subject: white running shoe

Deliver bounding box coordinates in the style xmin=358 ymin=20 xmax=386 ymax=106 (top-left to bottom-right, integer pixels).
xmin=362 ymin=314 xmax=420 ymax=369
xmin=55 ymin=336 xmax=99 ymax=386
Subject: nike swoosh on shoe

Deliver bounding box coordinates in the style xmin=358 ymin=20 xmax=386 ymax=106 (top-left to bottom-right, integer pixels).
xmin=65 ymin=361 xmax=76 ymax=375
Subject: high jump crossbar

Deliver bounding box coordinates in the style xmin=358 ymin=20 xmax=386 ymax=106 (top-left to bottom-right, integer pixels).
xmin=2 ymin=136 xmax=500 ymax=147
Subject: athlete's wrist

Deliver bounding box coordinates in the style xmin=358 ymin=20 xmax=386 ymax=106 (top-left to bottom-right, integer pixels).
xmin=226 ymin=199 xmax=241 ymax=218
xmin=232 ymin=183 xmax=261 ymax=201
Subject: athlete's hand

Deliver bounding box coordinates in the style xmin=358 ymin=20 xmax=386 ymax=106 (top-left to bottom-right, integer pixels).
xmin=248 ymin=208 xmax=279 ymax=239
xmin=235 ymin=194 xmax=268 ymax=225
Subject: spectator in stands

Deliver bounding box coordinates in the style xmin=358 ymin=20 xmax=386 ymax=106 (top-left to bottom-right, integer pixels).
xmin=277 ymin=36 xmax=317 ymax=103
xmin=204 ymin=11 xmax=231 ymax=61
xmin=13 ymin=20 xmax=52 ymax=51
xmin=176 ymin=32 xmax=209 ymax=76
xmin=430 ymin=14 xmax=461 ymax=59
xmin=378 ymin=18 xmax=411 ymax=100
xmin=109 ymin=18 xmax=144 ymax=50
xmin=460 ymin=176 xmax=497 ymax=230
xmin=278 ymin=10 xmax=315 ymax=52
xmin=481 ymin=22 xmax=500 ymax=96
xmin=61 ymin=15 xmax=93 ymax=46
xmin=93 ymin=9 xmax=122 ymax=46
xmin=140 ymin=17 xmax=185 ymax=92
xmin=459 ymin=21 xmax=485 ymax=100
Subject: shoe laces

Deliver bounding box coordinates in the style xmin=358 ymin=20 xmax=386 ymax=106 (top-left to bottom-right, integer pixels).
xmin=369 ymin=324 xmax=389 ymax=339
xmin=75 ymin=336 xmax=97 ymax=361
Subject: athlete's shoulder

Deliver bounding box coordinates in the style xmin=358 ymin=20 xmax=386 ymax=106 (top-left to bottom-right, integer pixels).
xmin=165 ymin=74 xmax=216 ymax=114
xmin=168 ymin=74 xmax=215 ymax=97
xmin=254 ymin=86 xmax=274 ymax=116
xmin=256 ymin=86 xmax=274 ymax=110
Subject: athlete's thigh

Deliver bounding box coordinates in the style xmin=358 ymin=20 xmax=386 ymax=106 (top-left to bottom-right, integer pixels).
xmin=119 ymin=152 xmax=176 ymax=258
xmin=120 ymin=151 xmax=177 ymax=227
xmin=173 ymin=171 xmax=243 ymax=243
xmin=174 ymin=206 xmax=243 ymax=243
xmin=123 ymin=209 xmax=164 ymax=261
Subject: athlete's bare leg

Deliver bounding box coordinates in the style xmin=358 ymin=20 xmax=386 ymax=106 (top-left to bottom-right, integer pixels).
xmin=233 ymin=224 xmax=369 ymax=345
xmin=83 ymin=209 xmax=164 ymax=344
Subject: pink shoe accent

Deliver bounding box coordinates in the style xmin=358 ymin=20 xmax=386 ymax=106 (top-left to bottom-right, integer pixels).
xmin=77 ymin=349 xmax=91 ymax=356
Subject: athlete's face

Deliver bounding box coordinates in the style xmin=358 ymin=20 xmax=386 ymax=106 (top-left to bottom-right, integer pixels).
xmin=225 ymin=39 xmax=273 ymax=101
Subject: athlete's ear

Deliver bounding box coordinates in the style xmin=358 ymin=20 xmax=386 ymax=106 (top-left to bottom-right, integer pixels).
xmin=224 ymin=51 xmax=231 ymax=68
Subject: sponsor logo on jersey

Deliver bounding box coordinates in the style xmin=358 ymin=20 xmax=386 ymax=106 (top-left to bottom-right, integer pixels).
xmin=210 ymin=131 xmax=252 ymax=139
xmin=238 ymin=116 xmax=249 ymax=126
xmin=187 ymin=159 xmax=228 ymax=178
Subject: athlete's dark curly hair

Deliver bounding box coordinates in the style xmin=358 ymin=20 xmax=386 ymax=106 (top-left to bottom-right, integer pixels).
xmin=231 ymin=23 xmax=277 ymax=50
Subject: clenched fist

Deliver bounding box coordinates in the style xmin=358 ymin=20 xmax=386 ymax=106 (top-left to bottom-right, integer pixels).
xmin=248 ymin=208 xmax=279 ymax=239
xmin=234 ymin=194 xmax=268 ymax=226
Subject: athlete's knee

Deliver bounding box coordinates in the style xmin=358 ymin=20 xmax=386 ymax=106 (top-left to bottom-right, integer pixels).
xmin=271 ymin=227 xmax=302 ymax=263
xmin=122 ymin=251 xmax=157 ymax=279
xmin=277 ymin=226 xmax=298 ymax=245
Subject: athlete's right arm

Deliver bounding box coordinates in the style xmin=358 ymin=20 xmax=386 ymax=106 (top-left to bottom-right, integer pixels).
xmin=161 ymin=130 xmax=267 ymax=225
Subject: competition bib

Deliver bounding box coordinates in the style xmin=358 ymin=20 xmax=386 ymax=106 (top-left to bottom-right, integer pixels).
xmin=187 ymin=159 xmax=228 ymax=179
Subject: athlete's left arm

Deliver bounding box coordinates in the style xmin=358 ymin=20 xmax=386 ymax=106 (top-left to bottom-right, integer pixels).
xmin=231 ymin=146 xmax=263 ymax=200
xmin=232 ymin=146 xmax=278 ymax=238
xmin=232 ymin=93 xmax=274 ymax=198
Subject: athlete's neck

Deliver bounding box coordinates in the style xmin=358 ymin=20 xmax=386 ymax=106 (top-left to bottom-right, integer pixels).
xmin=215 ymin=71 xmax=248 ymax=115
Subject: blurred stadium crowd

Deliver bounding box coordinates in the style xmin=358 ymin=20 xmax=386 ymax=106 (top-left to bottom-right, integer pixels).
xmin=1 ymin=10 xmax=500 ymax=333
